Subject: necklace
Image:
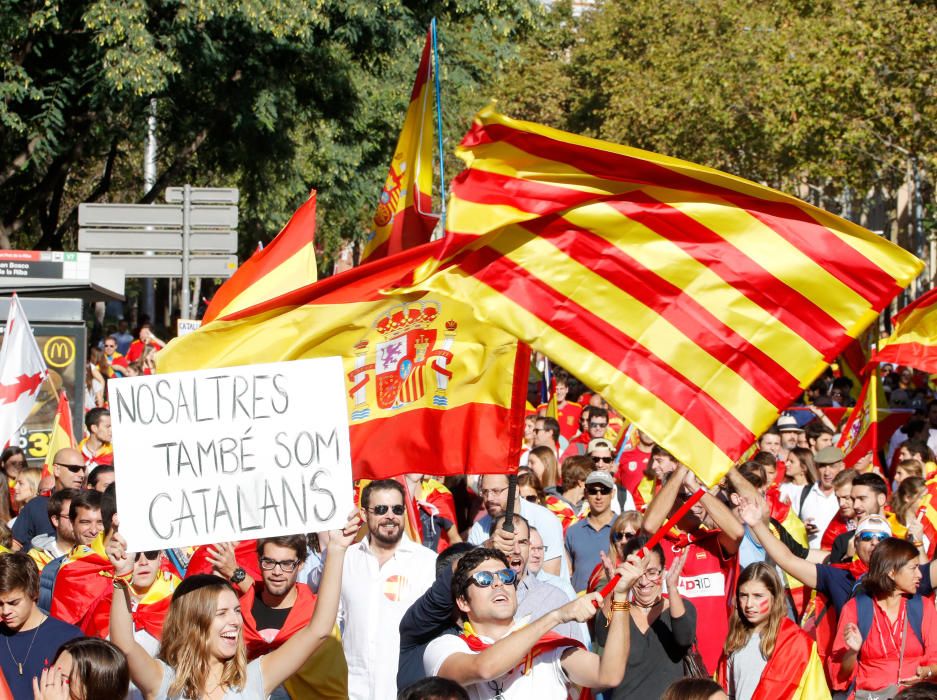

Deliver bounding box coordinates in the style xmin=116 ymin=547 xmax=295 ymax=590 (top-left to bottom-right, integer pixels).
xmin=5 ymin=624 xmax=41 ymax=675
xmin=631 ymin=596 xmax=662 ymax=610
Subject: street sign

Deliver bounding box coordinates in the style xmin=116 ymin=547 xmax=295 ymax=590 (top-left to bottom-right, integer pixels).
xmin=78 ymin=229 xmax=237 ymax=253
xmin=93 ymin=255 xmax=238 ymax=278
xmin=0 ymin=251 xmax=90 ymax=281
xmin=79 ymin=203 xmax=238 ymax=229
xmin=165 ymin=187 xmax=239 ymax=204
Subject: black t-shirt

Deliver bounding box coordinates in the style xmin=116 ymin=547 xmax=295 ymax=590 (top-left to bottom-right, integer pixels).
xmin=829 ymin=530 xmax=854 ymax=564
xmin=0 ymin=615 xmax=82 ymax=699
xmin=251 ymin=595 xmax=291 ymax=643
xmin=11 ymin=496 xmax=53 ymax=547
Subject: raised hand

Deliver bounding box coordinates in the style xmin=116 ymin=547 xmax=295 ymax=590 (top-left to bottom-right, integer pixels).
xmin=558 ymin=592 xmax=602 ymax=623
xmin=615 ymin=550 xmax=650 ymax=593
xmin=32 ymin=666 xmax=70 ymax=700
xmin=206 ymin=542 xmax=238 ymax=579
xmin=330 ymin=509 xmax=363 ymax=551
xmin=488 ymin=527 xmax=516 ymax=558
xmin=843 ymin=622 xmax=862 ymax=653
xmin=737 ymin=495 xmax=764 ymax=527
xmin=105 ymin=531 xmax=133 ymax=576
xmin=665 ymin=547 xmax=689 ymax=593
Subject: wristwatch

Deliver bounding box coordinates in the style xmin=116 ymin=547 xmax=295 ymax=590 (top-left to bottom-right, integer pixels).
xmin=230 ymin=567 xmax=246 ymax=584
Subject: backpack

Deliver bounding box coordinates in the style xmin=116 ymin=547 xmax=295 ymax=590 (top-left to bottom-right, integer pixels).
xmin=37 ymin=554 xmax=66 ymax=614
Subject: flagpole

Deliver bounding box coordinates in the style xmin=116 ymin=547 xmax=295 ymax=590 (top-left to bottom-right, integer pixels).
xmin=430 ymin=18 xmax=446 ymax=226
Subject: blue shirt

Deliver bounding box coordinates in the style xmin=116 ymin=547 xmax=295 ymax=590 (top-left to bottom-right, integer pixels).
xmin=11 ymin=496 xmax=53 ymax=548
xmin=0 ymin=615 xmax=82 ymax=699
xmin=565 ymin=517 xmax=613 ymax=592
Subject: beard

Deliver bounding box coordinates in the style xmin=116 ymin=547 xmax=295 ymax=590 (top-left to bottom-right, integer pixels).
xmin=371 ymin=519 xmax=404 ymax=546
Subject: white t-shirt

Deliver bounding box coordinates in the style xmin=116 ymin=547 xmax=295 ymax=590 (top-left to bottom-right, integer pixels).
xmin=468 ymin=500 xmax=568 ymax=578
xmin=794 ymin=483 xmax=840 ymax=549
xmin=423 ymin=633 xmax=572 ymax=700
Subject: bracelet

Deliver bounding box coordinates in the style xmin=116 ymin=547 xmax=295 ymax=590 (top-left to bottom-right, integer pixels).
xmin=605 ymin=600 xmax=630 ymax=627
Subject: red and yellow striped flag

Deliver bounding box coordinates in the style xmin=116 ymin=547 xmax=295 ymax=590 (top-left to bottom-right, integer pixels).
xmin=158 ymin=239 xmax=529 ymax=479
xmin=877 ymin=287 xmax=937 ymax=373
xmin=397 ymin=106 xmax=922 ymax=486
xmin=42 ymin=390 xmax=75 ymax=481
xmin=202 ymin=191 xmax=318 ymax=323
xmin=360 ymin=29 xmax=438 ymax=264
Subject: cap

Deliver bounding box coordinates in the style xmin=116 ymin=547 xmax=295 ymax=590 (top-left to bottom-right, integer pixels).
xmin=814 ymin=446 xmax=845 ymax=465
xmin=855 ymin=514 xmax=892 ymax=537
xmin=777 ymin=415 xmax=803 ymax=433
xmin=171 ymin=574 xmax=230 ymax=601
xmin=585 ymin=471 xmax=615 ymax=489
xmin=587 ymin=438 xmax=613 ymax=454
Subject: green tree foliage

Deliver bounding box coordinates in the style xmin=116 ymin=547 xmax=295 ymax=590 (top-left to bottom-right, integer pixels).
xmin=0 ymin=0 xmax=539 ymax=265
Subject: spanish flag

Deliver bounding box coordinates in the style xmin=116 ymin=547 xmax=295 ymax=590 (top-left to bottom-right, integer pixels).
xmin=836 ymin=365 xmax=880 ymax=468
xmin=202 ymin=191 xmax=318 ymax=323
xmin=85 ymin=571 xmax=179 ymax=639
xmin=396 ymin=105 xmax=922 ymax=486
xmin=360 ymin=29 xmax=438 ymax=264
xmin=49 ymin=535 xmax=113 ymax=632
xmin=42 ymin=390 xmax=75 ymax=481
xmin=878 ymin=287 xmax=937 ymax=373
xmin=158 ymin=240 xmax=529 ymax=479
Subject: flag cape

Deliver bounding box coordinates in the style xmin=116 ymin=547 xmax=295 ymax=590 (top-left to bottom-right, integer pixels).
xmin=77 ymin=436 xmax=113 ymax=467
xmin=717 ymin=617 xmax=830 ymax=699
xmin=85 ymin=571 xmax=179 ymax=639
xmin=393 ymin=105 xmax=922 ymax=486
xmin=361 ymin=30 xmax=438 ymax=264
xmin=836 ymin=366 xmax=879 ymax=468
xmin=0 ymin=293 xmax=48 ymax=447
xmin=49 ymin=535 xmax=113 ymax=630
xmin=42 ymin=391 xmax=75 ymax=480
xmin=241 ymin=581 xmax=316 ymax=659
xmin=878 ymin=287 xmax=937 ymax=373
xmin=158 ymin=240 xmax=529 ymax=479
xmin=203 ymin=191 xmax=318 ymax=323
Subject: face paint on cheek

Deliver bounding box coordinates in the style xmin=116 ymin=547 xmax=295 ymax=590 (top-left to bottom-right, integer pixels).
xmin=757 ymin=598 xmax=771 ymax=615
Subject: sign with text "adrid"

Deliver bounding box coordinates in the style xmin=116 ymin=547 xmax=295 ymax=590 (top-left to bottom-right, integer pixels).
xmin=110 ymin=357 xmax=353 ymax=551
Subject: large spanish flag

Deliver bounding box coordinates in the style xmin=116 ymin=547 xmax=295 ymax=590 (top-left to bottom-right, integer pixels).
xmin=202 ymin=191 xmax=318 ymax=323
xmin=360 ymin=29 xmax=438 ymax=264
xmin=158 ymin=239 xmax=528 ymax=479
xmin=836 ymin=366 xmax=880 ymax=468
xmin=877 ymin=287 xmax=937 ymax=373
xmin=396 ymin=105 xmax=922 ymax=486
xmin=41 ymin=390 xmax=75 ymax=481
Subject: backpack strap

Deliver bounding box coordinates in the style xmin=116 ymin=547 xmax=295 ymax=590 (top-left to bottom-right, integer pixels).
xmin=37 ymin=555 xmax=65 ymax=614
xmin=846 ymin=592 xmax=875 ymax=698
xmin=798 ymin=483 xmax=812 ymax=517
xmin=907 ymin=594 xmax=925 ymax=647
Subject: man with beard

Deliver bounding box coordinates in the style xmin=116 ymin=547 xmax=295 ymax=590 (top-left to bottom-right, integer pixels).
xmin=341 ymin=479 xmax=436 ymax=700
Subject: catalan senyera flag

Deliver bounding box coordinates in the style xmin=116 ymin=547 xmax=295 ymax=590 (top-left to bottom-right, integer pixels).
xmin=42 ymin=390 xmax=75 ymax=480
xmin=158 ymin=239 xmax=529 ymax=479
xmin=202 ymin=191 xmax=318 ymax=323
xmin=360 ymin=29 xmax=438 ymax=264
xmin=877 ymin=287 xmax=937 ymax=373
xmin=837 ymin=366 xmax=880 ymax=468
xmin=395 ymin=105 xmax=923 ymax=486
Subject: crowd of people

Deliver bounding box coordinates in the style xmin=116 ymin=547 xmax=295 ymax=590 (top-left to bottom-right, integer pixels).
xmin=4 ymin=336 xmax=937 ymax=700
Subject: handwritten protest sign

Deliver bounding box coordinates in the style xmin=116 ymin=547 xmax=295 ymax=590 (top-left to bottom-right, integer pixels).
xmin=110 ymin=357 xmax=353 ymax=551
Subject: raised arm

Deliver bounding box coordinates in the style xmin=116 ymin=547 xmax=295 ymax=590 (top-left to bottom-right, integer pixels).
xmin=683 ymin=469 xmax=743 ymax=553
xmin=261 ymin=512 xmax=361 ymax=693
xmin=106 ymin=533 xmax=165 ymax=696
xmin=642 ymin=466 xmax=684 ymax=534
xmin=437 ymin=592 xmax=603 ymax=685
xmin=739 ymin=496 xmax=818 ymax=588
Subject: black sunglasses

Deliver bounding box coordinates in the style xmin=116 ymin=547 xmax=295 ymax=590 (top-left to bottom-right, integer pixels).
xmin=592 ymin=456 xmax=613 ymax=464
xmin=367 ymin=504 xmax=405 ymax=516
xmin=523 ymin=494 xmax=538 ymax=503
xmin=135 ymin=550 xmax=160 ymax=561
xmin=468 ymin=568 xmax=518 ymax=588
xmin=613 ymin=530 xmax=637 ymax=543
xmin=586 ymin=485 xmax=613 ymax=496
xmin=54 ymin=462 xmax=85 ymax=473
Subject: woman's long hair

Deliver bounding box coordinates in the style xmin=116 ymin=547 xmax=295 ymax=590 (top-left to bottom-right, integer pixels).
xmin=788 ymin=447 xmax=818 ymax=485
xmin=54 ymin=638 xmax=129 ymax=700
xmin=530 ymin=445 xmax=559 ymax=487
xmin=158 ymin=580 xmax=247 ymax=698
xmin=725 ymin=562 xmax=787 ymax=658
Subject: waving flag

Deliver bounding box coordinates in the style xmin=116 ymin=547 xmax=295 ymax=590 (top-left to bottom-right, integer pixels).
xmin=395 ymin=106 xmax=922 ymax=486
xmin=158 ymin=240 xmax=529 ymax=479
xmin=202 ymin=191 xmax=318 ymax=323
xmin=42 ymin=391 xmax=76 ymax=480
xmin=837 ymin=366 xmax=880 ymax=468
xmin=877 ymin=288 xmax=937 ymax=372
xmin=0 ymin=294 xmax=48 ymax=448
xmin=360 ymin=29 xmax=438 ymax=264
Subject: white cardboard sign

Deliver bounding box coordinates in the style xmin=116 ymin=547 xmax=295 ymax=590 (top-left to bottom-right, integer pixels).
xmin=110 ymin=357 xmax=353 ymax=551
xmin=176 ymin=318 xmax=202 ymax=337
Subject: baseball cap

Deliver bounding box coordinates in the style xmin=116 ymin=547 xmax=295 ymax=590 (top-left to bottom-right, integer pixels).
xmin=587 ymin=438 xmax=613 ymax=454
xmin=814 ymin=446 xmax=845 ymax=465
xmin=855 ymin=514 xmax=892 ymax=538
xmin=777 ymin=415 xmax=803 ymax=433
xmin=584 ymin=471 xmax=615 ymax=490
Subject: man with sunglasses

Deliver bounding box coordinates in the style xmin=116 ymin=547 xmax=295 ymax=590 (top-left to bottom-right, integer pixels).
xmin=11 ymin=448 xmax=85 ymax=551
xmin=565 ymin=471 xmax=618 ymax=592
xmin=827 ymin=473 xmax=890 ymax=565
xmin=588 ymin=438 xmax=635 ymax=515
xmin=561 ymin=407 xmax=610 ymax=460
xmin=341 ymin=479 xmax=436 ymax=700
xmin=424 ymin=546 xmax=648 ymax=698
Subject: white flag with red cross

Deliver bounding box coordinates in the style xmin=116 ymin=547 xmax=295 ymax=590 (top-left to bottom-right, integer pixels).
xmin=0 ymin=294 xmax=48 ymax=448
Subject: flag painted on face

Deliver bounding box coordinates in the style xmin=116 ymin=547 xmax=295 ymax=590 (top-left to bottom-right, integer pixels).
xmin=360 ymin=29 xmax=438 ymax=264
xmin=158 ymin=239 xmax=529 ymax=480
xmin=393 ymin=105 xmax=922 ymax=486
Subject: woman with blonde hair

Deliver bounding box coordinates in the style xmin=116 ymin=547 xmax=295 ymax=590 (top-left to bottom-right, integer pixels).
xmin=108 ymin=511 xmax=360 ymax=699
xmin=13 ymin=467 xmax=42 ymax=511
xmin=717 ymin=562 xmax=829 ymax=699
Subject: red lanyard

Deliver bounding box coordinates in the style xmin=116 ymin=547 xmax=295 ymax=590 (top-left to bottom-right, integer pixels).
xmin=874 ymin=599 xmax=906 ymax=655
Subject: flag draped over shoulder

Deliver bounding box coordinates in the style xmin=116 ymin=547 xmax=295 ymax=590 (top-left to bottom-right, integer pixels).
xmin=878 ymin=288 xmax=937 ymax=372
xmin=395 ymin=105 xmax=923 ymax=486
xmin=202 ymin=192 xmax=318 ymax=324
xmin=360 ymin=29 xmax=438 ymax=264
xmin=158 ymin=240 xmax=529 ymax=479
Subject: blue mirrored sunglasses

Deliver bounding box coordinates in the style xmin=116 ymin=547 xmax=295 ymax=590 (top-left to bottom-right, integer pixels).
xmin=468 ymin=568 xmax=518 ymax=588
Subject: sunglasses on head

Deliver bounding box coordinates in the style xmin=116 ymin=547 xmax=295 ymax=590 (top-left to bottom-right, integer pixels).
xmin=613 ymin=530 xmax=636 ymax=542
xmin=468 ymin=568 xmax=518 ymax=588
xmin=592 ymin=456 xmax=613 ymax=464
xmin=54 ymin=462 xmax=85 ymax=473
xmin=857 ymin=531 xmax=889 ymax=543
xmin=367 ymin=504 xmax=405 ymax=516
xmin=135 ymin=550 xmax=160 ymax=562
xmin=586 ymin=485 xmax=612 ymax=496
